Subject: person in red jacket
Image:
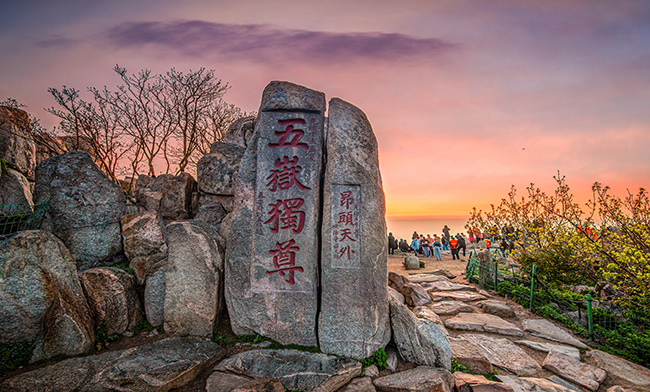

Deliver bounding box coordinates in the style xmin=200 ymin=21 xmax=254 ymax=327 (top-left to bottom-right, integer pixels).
xmin=449 ymin=237 xmax=459 ymax=260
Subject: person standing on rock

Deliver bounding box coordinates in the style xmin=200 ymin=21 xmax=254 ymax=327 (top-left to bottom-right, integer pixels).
xmin=420 ymin=235 xmax=430 ymax=257
xmin=457 ymin=234 xmax=467 ymax=257
xmin=411 ymin=237 xmax=420 ymax=255
xmin=449 ymin=236 xmax=459 ymax=260
xmin=432 ymin=235 xmax=442 ymax=260
xmin=399 ymin=239 xmax=410 ymax=253
xmin=442 ymin=225 xmax=450 ymax=241
xmin=387 ymin=233 xmax=395 ymax=255
xmin=426 ymin=234 xmax=434 ymax=256
xmin=442 ymin=235 xmax=450 ymax=251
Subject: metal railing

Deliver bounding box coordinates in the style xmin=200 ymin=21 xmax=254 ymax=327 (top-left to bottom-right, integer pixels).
xmin=0 ymin=202 xmax=50 ymax=246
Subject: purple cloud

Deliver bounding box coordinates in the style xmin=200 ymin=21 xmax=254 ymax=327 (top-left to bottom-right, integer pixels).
xmin=105 ymin=20 xmax=455 ymax=63
xmin=35 ymin=36 xmax=78 ymax=48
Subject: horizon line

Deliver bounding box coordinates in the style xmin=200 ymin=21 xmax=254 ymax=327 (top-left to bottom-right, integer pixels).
xmin=386 ymin=215 xmax=470 ymax=221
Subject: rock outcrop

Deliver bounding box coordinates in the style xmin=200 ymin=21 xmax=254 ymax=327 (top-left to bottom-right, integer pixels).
xmin=215 ymin=349 xmax=362 ymax=392
xmin=0 ymin=168 xmax=33 ymax=208
xmin=34 ymin=151 xmax=126 ymax=271
xmin=0 ymin=337 xmax=223 ymax=392
xmin=0 ymin=231 xmax=94 ymax=363
xmin=0 ymin=106 xmax=35 ymax=180
xmin=388 ymin=288 xmax=451 ymax=369
xmin=120 ymin=211 xmax=168 ymax=284
xmin=163 ymin=221 xmax=222 ymax=336
xmin=135 ymin=173 xmax=196 ymax=220
xmin=79 ymin=267 xmax=143 ymax=336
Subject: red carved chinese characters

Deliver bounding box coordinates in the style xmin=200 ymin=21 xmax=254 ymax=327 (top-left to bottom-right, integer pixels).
xmin=266 ymin=239 xmax=304 ymax=285
xmin=268 ymin=119 xmax=308 ymax=149
xmin=340 ymin=190 xmax=354 ymax=209
xmin=332 ymin=186 xmax=360 ymax=265
xmin=259 ymin=116 xmax=314 ymax=286
xmin=266 ymin=156 xmax=311 ymax=192
xmin=265 ymin=198 xmax=306 ymax=234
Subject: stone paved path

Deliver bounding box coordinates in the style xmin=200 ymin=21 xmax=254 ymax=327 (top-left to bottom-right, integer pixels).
xmin=385 ymin=265 xmax=650 ymax=392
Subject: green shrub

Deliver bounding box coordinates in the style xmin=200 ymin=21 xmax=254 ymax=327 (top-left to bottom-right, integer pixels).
xmin=451 ymin=358 xmax=468 ymax=373
xmin=361 ymin=348 xmax=388 ymax=370
xmin=0 ymin=339 xmax=35 ymax=376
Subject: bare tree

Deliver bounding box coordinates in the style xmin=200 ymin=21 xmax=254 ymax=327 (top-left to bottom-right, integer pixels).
xmin=46 ymin=87 xmax=132 ymax=183
xmin=164 ymin=67 xmax=230 ymax=173
xmin=95 ymin=65 xmax=176 ymax=177
xmin=46 ymin=65 xmax=249 ymax=180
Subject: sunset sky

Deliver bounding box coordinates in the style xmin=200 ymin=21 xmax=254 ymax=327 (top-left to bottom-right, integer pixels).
xmin=1 ymin=0 xmax=649 ymax=219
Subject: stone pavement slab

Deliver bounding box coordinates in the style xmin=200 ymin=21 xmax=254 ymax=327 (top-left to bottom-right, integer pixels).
xmin=515 ymin=340 xmax=581 ymax=360
xmin=459 ymin=334 xmax=542 ymax=376
xmin=523 ymin=319 xmax=588 ymax=348
xmin=428 ymin=300 xmax=475 ymax=316
xmin=445 ymin=313 xmax=523 ymax=337
xmin=430 ymin=291 xmax=488 ymax=302
xmin=496 ymin=376 xmax=574 ymax=392
xmin=542 ymin=351 xmax=606 ymax=391
xmin=589 ymin=349 xmax=650 ymax=391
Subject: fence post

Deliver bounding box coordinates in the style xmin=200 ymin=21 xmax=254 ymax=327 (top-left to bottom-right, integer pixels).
xmin=529 ymin=264 xmax=536 ymax=311
xmin=587 ymin=294 xmax=594 ymax=340
xmin=494 ymin=259 xmax=499 ymax=290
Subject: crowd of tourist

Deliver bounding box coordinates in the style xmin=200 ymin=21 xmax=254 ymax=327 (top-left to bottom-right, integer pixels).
xmin=387 ymin=224 xmax=517 ymax=260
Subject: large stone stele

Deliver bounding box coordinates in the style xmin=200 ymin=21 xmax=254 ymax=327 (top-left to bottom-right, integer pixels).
xmin=318 ymin=98 xmax=390 ymax=359
xmin=79 ymin=267 xmax=144 ymax=336
xmin=0 ymin=231 xmax=94 ymax=363
xmin=163 ymin=221 xmax=222 ymax=336
xmin=34 ymin=151 xmax=126 ymax=271
xmin=0 ymin=106 xmax=36 ymax=180
xmin=135 ymin=172 xmax=196 ymax=220
xmin=225 ymin=81 xmax=324 ymax=346
xmin=214 ymin=349 xmax=362 ymax=392
xmin=0 ymin=337 xmax=224 ymax=392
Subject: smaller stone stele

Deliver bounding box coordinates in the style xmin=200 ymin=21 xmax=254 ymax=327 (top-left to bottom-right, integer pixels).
xmin=318 ymin=97 xmax=390 ymax=359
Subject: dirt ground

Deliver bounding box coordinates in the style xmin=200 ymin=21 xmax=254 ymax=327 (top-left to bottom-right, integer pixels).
xmin=388 ymin=244 xmax=480 ymax=278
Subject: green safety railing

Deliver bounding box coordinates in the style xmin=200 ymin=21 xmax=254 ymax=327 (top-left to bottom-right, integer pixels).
xmin=0 ymin=202 xmax=50 ymax=246
xmin=465 ymin=255 xmax=650 ymax=367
